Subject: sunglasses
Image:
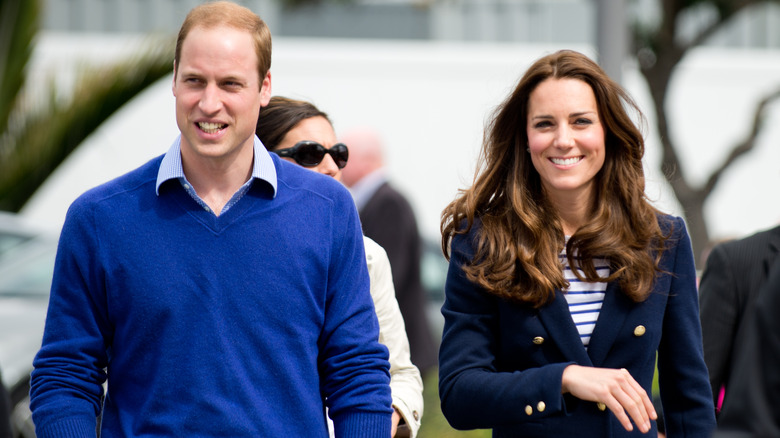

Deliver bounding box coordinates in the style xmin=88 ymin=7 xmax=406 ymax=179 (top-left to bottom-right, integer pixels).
xmin=273 ymin=141 xmax=349 ymax=169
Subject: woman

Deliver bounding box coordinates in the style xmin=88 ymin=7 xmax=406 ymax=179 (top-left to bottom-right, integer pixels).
xmin=438 ymin=50 xmax=715 ymax=437
xmin=256 ymin=97 xmax=423 ymax=438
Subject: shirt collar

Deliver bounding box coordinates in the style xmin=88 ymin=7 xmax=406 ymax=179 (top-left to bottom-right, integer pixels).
xmin=156 ymin=135 xmax=278 ymax=196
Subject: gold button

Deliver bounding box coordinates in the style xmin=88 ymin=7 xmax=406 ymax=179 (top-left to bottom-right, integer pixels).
xmin=413 ymin=411 xmax=419 ymax=421
xmin=537 ymin=401 xmax=546 ymax=412
xmin=532 ymin=336 xmax=544 ymax=345
xmin=634 ymin=325 xmax=646 ymax=336
xmin=597 ymin=402 xmax=606 ymax=411
xmin=525 ymin=405 xmax=533 ymax=415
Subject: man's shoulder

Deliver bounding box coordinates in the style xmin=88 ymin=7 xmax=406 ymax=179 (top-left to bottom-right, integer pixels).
xmin=366 ymin=182 xmax=413 ymax=211
xmin=275 ymin=157 xmax=351 ymax=201
xmin=702 ymin=225 xmax=780 ymax=276
xmin=718 ymin=224 xmax=780 ymax=255
xmin=72 ymin=155 xmax=162 ymax=209
xmin=374 ymin=181 xmax=404 ymax=199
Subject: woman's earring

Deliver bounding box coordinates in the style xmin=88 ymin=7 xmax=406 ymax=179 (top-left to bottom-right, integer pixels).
xmin=526 ymin=148 xmax=530 ymax=153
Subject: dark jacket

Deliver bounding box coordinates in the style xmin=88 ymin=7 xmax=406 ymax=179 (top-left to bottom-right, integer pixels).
xmin=712 ymin=254 xmax=780 ymax=437
xmin=699 ymin=224 xmax=780 ymax=408
xmin=359 ymin=182 xmax=437 ymax=375
xmin=439 ymin=215 xmax=715 ymax=437
xmin=0 ymin=368 xmax=11 ymax=438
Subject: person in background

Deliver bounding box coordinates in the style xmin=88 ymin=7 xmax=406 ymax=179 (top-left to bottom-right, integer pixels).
xmin=438 ymin=50 xmax=715 ymax=437
xmin=256 ymin=96 xmax=423 ymax=438
xmin=698 ymin=224 xmax=780 ymax=415
xmin=712 ymin=255 xmax=780 ymax=437
xmin=0 ymin=369 xmax=11 ymax=438
xmin=29 ymin=2 xmax=391 ymax=437
xmin=339 ymin=127 xmax=438 ymax=377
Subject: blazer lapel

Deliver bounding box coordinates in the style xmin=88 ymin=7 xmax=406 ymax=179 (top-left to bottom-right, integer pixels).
xmin=587 ymin=281 xmax=631 ymax=367
xmin=537 ymin=290 xmax=593 ymax=366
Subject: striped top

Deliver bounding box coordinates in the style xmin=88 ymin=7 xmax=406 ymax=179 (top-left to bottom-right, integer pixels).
xmin=560 ymin=243 xmax=610 ymax=348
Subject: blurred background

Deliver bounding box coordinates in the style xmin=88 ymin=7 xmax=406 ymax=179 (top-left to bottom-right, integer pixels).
xmin=2 ymin=0 xmax=780 ymax=436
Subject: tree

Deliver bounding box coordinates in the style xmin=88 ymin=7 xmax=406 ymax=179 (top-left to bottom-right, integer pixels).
xmin=633 ymin=0 xmax=780 ymax=264
xmin=0 ymin=0 xmax=174 ymax=212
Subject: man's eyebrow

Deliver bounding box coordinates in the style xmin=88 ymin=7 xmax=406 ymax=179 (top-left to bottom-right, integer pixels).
xmin=220 ymin=75 xmax=247 ymax=82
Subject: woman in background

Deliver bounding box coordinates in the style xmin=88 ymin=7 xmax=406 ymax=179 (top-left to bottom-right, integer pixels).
xmin=256 ymin=96 xmax=423 ymax=438
xmin=438 ymin=50 xmax=715 ymax=437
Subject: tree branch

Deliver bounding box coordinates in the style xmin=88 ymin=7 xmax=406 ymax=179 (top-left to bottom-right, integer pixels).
xmin=702 ymin=86 xmax=780 ymax=198
xmin=685 ymin=0 xmax=780 ymax=50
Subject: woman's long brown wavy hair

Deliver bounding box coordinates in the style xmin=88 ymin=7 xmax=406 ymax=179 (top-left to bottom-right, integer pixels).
xmin=441 ymin=50 xmax=669 ymax=307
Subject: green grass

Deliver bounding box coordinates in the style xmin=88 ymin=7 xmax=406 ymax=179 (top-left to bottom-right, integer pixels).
xmin=418 ymin=369 xmax=492 ymax=438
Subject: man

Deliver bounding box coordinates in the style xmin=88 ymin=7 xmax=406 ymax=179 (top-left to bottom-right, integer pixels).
xmin=698 ymin=224 xmax=780 ymax=414
xmin=713 ymin=255 xmax=780 ymax=437
xmin=0 ymin=369 xmax=11 ymax=438
xmin=340 ymin=128 xmax=437 ymax=376
xmin=29 ymin=3 xmax=392 ymax=437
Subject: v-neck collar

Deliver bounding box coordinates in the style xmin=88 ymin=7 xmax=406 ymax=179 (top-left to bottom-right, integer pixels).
xmin=163 ymin=179 xmax=273 ymax=235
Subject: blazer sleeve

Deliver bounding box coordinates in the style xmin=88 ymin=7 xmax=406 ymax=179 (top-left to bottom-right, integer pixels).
xmin=656 ymin=217 xmax=717 ymax=436
xmin=698 ymin=243 xmax=740 ymax=405
xmin=438 ymin=230 xmax=573 ymax=430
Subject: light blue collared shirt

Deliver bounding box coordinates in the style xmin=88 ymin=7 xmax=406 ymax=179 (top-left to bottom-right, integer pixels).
xmin=155 ymin=135 xmax=278 ymax=215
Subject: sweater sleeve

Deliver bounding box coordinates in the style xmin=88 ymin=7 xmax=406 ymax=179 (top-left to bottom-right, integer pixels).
xmin=320 ymin=194 xmax=393 ymax=438
xmin=656 ymin=217 xmax=717 ymax=436
xmin=29 ymin=198 xmax=110 ymax=438
xmin=364 ymin=237 xmax=424 ymax=437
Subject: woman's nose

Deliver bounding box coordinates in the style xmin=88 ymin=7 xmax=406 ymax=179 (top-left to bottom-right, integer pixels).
xmin=554 ymin=125 xmax=575 ymax=148
xmin=316 ymin=153 xmax=341 ymax=179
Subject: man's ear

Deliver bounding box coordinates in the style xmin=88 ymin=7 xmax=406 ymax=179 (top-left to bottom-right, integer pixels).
xmin=172 ymin=61 xmax=178 ymax=97
xmin=259 ymin=71 xmax=272 ymax=106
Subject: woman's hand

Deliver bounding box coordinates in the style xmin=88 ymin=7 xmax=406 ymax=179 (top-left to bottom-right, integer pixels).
xmin=391 ymin=408 xmax=401 ymax=437
xmin=562 ymin=364 xmax=657 ymax=433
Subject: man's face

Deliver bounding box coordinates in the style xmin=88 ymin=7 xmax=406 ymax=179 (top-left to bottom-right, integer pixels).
xmin=172 ymin=25 xmax=271 ymax=166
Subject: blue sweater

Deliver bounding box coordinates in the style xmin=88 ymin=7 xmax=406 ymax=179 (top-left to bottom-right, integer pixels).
xmin=30 ymin=153 xmax=392 ymax=437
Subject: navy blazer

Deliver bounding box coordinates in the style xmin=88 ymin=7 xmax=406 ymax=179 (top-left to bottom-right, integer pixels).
xmin=439 ymin=215 xmax=716 ymax=437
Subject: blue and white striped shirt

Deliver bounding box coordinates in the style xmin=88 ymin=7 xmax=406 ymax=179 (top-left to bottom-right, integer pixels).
xmin=560 ymin=243 xmax=610 ymax=348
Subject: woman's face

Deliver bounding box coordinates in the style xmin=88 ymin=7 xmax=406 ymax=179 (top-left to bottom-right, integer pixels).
xmin=274 ymin=116 xmax=343 ymax=181
xmin=526 ymin=77 xmax=605 ymax=204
